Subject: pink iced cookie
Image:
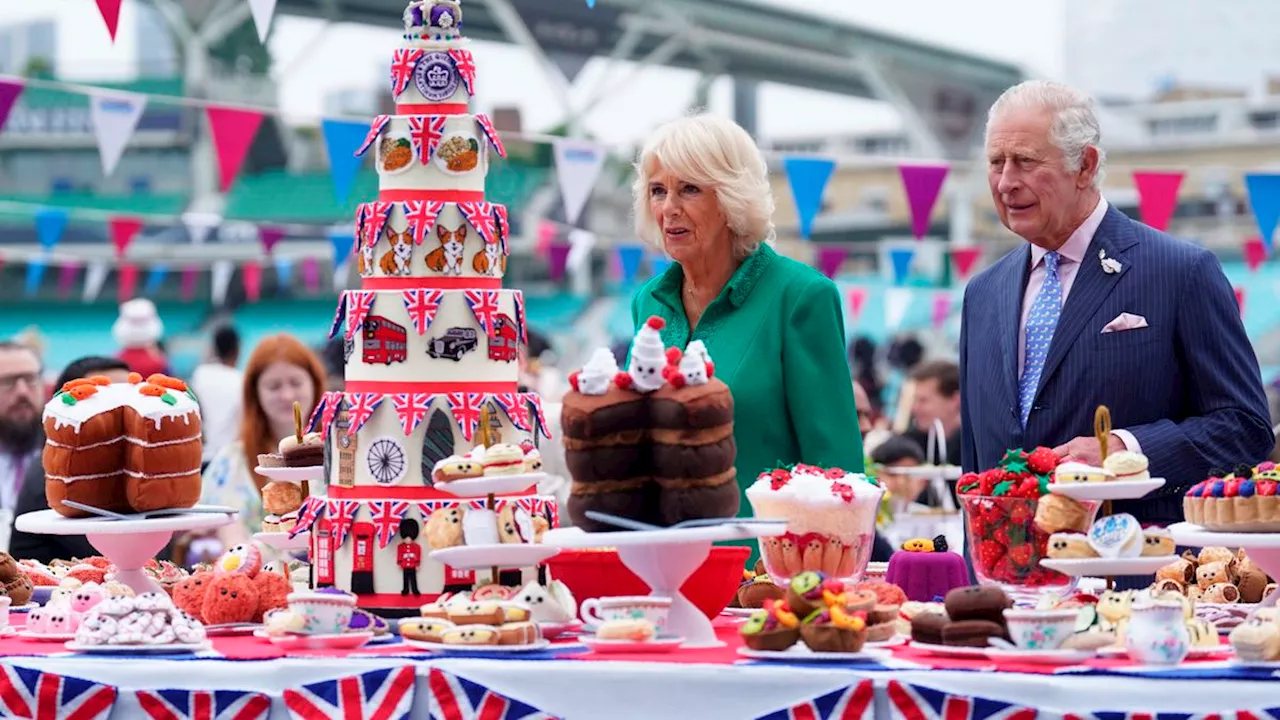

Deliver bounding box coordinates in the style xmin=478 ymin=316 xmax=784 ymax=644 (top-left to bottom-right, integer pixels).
xmin=71 ymin=584 xmax=105 ymax=614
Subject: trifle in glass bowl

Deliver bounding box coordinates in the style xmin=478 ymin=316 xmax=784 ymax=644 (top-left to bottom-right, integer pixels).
xmin=746 ymin=465 xmax=884 ymax=584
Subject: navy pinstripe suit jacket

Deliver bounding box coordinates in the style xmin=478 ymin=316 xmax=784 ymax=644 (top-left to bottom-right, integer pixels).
xmin=959 ymin=205 xmax=1274 ymax=524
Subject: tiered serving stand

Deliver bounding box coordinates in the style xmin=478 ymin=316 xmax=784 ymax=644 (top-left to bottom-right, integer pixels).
xmin=1169 ymin=527 xmax=1280 ymax=611
xmin=252 ymin=464 xmax=323 ymax=553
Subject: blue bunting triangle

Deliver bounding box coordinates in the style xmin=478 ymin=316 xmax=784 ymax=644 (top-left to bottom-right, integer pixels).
xmin=1246 ymin=173 xmax=1280 ymax=250
xmin=24 ymin=258 xmax=46 ymax=296
xmin=275 ymin=256 xmax=294 ymax=295
xmin=145 ymin=264 xmax=168 ymax=295
xmin=322 ymin=119 xmax=371 ymax=205
xmin=329 ymin=228 xmax=354 ymax=263
xmin=889 ymin=247 xmax=914 ymax=286
xmin=649 ymin=251 xmax=672 ymax=277
xmin=783 ymin=156 xmax=836 ymax=240
xmin=617 ymin=244 xmax=644 ymax=284
xmin=35 ymin=207 xmax=68 ymax=251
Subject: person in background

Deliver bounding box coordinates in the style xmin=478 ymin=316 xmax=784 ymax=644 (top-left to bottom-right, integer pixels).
xmin=113 ymin=298 xmax=170 ymax=379
xmin=0 ymin=341 xmax=43 ymax=552
xmin=190 ymin=325 xmax=244 ymax=468
xmin=9 ymin=356 xmax=132 ymax=563
xmin=904 ymin=360 xmax=962 ymax=467
xmin=872 ymin=435 xmax=928 ymax=511
xmin=853 ymin=381 xmax=873 ymax=437
xmin=849 ymin=337 xmax=884 ymax=417
xmin=201 ymin=334 xmax=326 ymax=547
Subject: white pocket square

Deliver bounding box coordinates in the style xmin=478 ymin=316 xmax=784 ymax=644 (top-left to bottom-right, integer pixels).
xmin=1101 ymin=312 xmax=1149 ymax=333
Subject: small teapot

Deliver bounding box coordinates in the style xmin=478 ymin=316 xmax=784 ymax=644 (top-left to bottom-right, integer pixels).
xmin=1123 ymin=599 xmax=1189 ymax=665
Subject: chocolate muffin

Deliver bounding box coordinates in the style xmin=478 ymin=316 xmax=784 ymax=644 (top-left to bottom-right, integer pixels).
xmin=944 ymin=585 xmax=1012 ymax=625
xmin=941 ymin=619 xmax=1006 ymax=648
xmin=910 ymin=611 xmax=949 ymax=645
xmin=0 ymin=552 xmax=18 ymax=582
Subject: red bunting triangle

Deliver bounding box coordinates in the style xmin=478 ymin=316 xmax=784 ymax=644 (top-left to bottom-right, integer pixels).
xmin=205 ymin=106 xmax=265 ymax=193
xmin=242 ymin=261 xmax=263 ymax=302
xmin=109 ymin=217 xmax=143 ymax=256
xmin=1235 ymin=286 xmax=1246 ymax=317
xmin=0 ymin=80 xmax=24 ymax=134
xmin=1132 ymin=170 xmax=1184 ymax=232
xmin=95 ymin=0 xmax=123 ymax=42
xmin=848 ymin=286 xmax=867 ymax=320
xmin=950 ymin=246 xmax=982 ymax=280
xmin=117 ymin=263 xmax=138 ymax=301
xmin=1244 ymin=237 xmax=1268 ymax=272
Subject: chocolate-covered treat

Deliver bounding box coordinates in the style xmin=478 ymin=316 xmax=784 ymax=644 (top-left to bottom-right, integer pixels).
xmin=280 ymin=432 xmax=324 ymax=468
xmin=740 ymin=602 xmax=801 ymax=651
xmin=651 ymin=373 xmax=739 ymax=526
xmin=910 ymin=611 xmax=949 ymax=645
xmin=941 ymin=619 xmax=1006 ymax=647
xmin=737 ymin=575 xmax=785 ymax=608
xmin=2 ymin=575 xmax=33 ymax=606
xmin=944 ymin=585 xmax=1012 ymax=625
xmin=0 ymin=552 xmax=18 ymax=582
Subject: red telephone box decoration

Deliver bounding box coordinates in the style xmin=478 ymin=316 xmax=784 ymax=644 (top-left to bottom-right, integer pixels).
xmin=445 ymin=565 xmax=475 ymax=586
xmin=313 ymin=517 xmax=334 ymax=588
xmin=350 ymin=521 xmax=376 ymax=595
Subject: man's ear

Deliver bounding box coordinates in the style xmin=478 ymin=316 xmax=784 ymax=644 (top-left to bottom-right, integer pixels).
xmin=1078 ymin=145 xmax=1101 ymax=189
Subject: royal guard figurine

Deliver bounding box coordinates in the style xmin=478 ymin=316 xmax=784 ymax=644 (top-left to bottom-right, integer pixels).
xmin=397 ymin=518 xmax=423 ymax=596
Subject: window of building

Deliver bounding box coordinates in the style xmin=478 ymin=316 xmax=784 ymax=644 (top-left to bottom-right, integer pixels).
xmin=1147 ymin=115 xmax=1218 ymax=136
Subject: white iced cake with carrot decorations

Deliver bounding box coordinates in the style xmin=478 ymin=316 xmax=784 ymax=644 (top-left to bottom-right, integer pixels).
xmin=746 ymin=465 xmax=884 ymax=581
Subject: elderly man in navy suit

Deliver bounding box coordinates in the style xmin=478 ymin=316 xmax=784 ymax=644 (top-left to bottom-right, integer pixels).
xmin=959 ymin=80 xmax=1274 ymax=540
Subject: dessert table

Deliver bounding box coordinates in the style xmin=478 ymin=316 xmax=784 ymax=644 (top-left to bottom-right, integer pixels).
xmin=4 ymin=613 xmax=1279 ymax=720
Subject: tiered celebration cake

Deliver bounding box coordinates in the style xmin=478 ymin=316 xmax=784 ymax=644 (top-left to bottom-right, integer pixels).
xmin=290 ymin=0 xmax=556 ymax=614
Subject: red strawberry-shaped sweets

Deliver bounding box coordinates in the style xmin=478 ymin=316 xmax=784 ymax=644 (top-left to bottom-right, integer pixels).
xmin=1008 ymin=543 xmax=1034 ymax=568
xmin=1007 ymin=500 xmax=1034 ymax=525
xmin=1224 ymin=478 xmax=1242 ymax=497
xmin=990 ymin=556 xmax=1019 ymax=583
xmin=979 ymin=469 xmax=1002 ymax=495
xmin=975 ymin=540 xmax=1006 ymax=573
xmin=768 ymin=469 xmax=791 ymax=491
xmin=1259 ymin=480 xmax=1278 ymax=497
xmin=991 ymin=525 xmax=1013 ymax=548
xmin=980 ymin=502 xmax=1006 ymax=526
xmin=957 ymin=472 xmax=981 ymax=494
xmin=568 ymin=371 xmax=581 ymax=392
xmin=824 ymin=468 xmax=846 ymax=480
xmin=1026 ymin=447 xmax=1059 ymax=475
xmin=1014 ymin=478 xmax=1041 ymax=499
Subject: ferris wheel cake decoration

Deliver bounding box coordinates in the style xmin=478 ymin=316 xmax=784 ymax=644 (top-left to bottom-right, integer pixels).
xmin=367 ymin=437 xmax=408 ymax=485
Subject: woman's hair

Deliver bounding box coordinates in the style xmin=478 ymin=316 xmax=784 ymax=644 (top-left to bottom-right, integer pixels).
xmin=632 ymin=113 xmax=775 ymax=259
xmin=239 ymin=334 xmax=327 ymax=486
xmin=56 ymin=356 xmax=129 ymax=390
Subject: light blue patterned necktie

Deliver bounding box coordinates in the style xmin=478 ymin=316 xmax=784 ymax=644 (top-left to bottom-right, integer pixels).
xmin=1019 ymin=251 xmax=1062 ymax=427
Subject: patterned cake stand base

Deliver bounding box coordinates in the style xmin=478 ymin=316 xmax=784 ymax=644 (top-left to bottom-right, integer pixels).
xmin=1169 ymin=522 xmax=1280 ymax=612
xmin=16 ymin=510 xmax=236 ymax=595
xmin=541 ymin=523 xmax=785 ymax=648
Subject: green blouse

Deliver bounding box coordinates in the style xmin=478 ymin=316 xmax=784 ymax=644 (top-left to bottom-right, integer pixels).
xmin=629 ymin=243 xmax=865 ymax=523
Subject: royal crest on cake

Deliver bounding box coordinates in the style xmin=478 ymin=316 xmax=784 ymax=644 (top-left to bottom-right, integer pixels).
xmin=562 ymin=316 xmax=739 ymax=531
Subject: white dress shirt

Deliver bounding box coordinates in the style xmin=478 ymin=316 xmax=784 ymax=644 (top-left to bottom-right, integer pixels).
xmin=1017 ymin=198 xmax=1141 ymax=454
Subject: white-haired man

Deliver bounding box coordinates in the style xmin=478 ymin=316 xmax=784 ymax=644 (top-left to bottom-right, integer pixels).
xmin=959 ymin=80 xmax=1272 ymax=537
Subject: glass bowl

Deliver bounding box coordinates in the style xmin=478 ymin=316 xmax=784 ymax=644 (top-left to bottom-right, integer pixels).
xmin=960 ymin=494 xmax=1101 ymax=592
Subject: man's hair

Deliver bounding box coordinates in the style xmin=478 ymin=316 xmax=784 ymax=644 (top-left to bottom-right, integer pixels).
xmin=871 ymin=435 xmax=925 ymax=466
xmin=986 ymin=79 xmax=1107 ymax=188
xmin=0 ymin=340 xmax=40 ymax=366
xmin=212 ymin=325 xmax=240 ymax=361
xmin=56 ymin=356 xmax=129 ymax=390
xmin=909 ymin=360 xmax=960 ymax=398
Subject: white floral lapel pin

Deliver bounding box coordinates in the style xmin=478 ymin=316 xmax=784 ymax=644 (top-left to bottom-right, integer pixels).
xmin=1098 ymin=248 xmax=1122 ymax=275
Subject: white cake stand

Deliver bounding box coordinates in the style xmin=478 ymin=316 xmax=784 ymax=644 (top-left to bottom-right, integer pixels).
xmin=429 ymin=544 xmax=559 ymax=571
xmin=254 ymin=466 xmax=324 ymax=485
xmin=1170 ymin=522 xmax=1280 ymax=610
xmin=432 ymin=472 xmax=546 ymax=498
xmin=16 ymin=510 xmax=236 ymax=595
xmin=540 ymin=522 xmax=785 ymax=648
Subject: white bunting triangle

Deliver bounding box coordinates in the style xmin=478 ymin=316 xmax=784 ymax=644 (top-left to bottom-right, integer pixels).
xmin=89 ymin=90 xmax=146 ymax=177
xmin=566 ymin=227 xmax=596 ymax=273
xmin=181 ymin=211 xmax=221 ymax=245
xmin=885 ymin=288 xmax=913 ymax=330
xmin=211 ymin=260 xmax=235 ymax=306
xmin=552 ymin=138 xmax=606 ymax=226
xmin=248 ymin=0 xmax=279 ymax=43
xmin=82 ymin=262 xmax=109 ymax=303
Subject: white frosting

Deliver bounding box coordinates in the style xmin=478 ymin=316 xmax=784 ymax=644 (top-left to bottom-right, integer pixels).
xmin=745 ymin=468 xmax=883 ymax=541
xmin=358 ymin=205 xmax=505 ymax=282
xmin=43 ymin=382 xmax=201 ymax=434
xmin=375 ymin=115 xmax=490 ymax=194
xmin=684 ymin=340 xmax=711 ymax=365
xmin=576 ymin=349 xmax=618 ymax=396
xmin=675 ymin=349 xmax=709 ymax=386
xmin=462 ymin=508 xmax=500 ymax=545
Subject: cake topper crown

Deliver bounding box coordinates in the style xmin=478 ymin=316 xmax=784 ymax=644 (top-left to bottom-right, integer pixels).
xmin=404 ymin=0 xmax=463 ymax=37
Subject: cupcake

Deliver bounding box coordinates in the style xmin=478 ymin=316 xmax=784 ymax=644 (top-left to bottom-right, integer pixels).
xmin=482 ymin=444 xmax=526 ymax=476
xmin=799 ymin=604 xmax=868 ymax=653
xmin=1141 ymin=527 xmax=1176 ymax=557
xmin=739 ymin=600 xmax=801 ymax=651
xmin=786 ymin=571 xmax=841 ymax=618
xmin=1103 ymin=451 xmax=1150 ymax=482
xmin=737 ymin=573 xmax=785 ymax=609
xmin=257 ymin=453 xmax=285 ymax=469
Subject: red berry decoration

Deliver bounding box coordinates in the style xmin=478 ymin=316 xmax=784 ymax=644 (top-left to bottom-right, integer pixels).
xmin=824 ymin=468 xmax=846 ymax=480
xmin=1007 ymin=501 xmax=1033 ymax=525
xmin=1026 ymin=446 xmax=1059 ymax=475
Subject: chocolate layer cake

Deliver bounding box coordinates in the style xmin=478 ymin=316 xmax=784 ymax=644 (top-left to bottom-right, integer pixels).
xmin=561 ymin=384 xmax=657 ymax=531
xmin=650 ymin=377 xmax=739 ymax=526
xmin=280 ymin=433 xmax=325 ymax=468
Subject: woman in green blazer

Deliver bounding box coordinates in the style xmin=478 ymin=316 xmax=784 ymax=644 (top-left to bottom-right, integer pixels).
xmin=627 ymin=114 xmax=888 ymax=562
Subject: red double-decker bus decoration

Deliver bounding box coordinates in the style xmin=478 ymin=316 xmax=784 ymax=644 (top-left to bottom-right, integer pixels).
xmin=363 ymin=315 xmax=409 ymax=365
xmin=487 ymin=313 xmax=518 ymax=362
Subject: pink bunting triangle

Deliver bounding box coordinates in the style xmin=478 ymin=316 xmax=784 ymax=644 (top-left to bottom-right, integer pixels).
xmin=931 ymin=292 xmax=952 ymax=329
xmin=1132 ymin=170 xmax=1184 ymax=231
xmin=57 ymin=263 xmax=79 ymax=299
xmin=109 ymin=216 xmax=143 ymax=257
xmin=206 ymin=106 xmax=265 ymax=193
xmin=899 ymin=164 xmax=949 ymax=240
xmin=950 ymin=246 xmax=982 ymax=280
xmin=117 ymin=263 xmax=138 ymax=301
xmin=180 ymin=265 xmax=199 ymax=302
xmin=259 ymin=225 xmax=285 ymax=254
xmin=1245 ymin=237 xmax=1269 ymax=272
xmin=848 ymin=286 xmax=867 ymax=320
xmin=95 ymin=0 xmax=123 ymax=42
xmin=816 ymin=246 xmax=847 ymax=279
xmin=0 ymin=80 xmax=24 ymax=134
xmin=242 ymin=261 xmax=263 ymax=303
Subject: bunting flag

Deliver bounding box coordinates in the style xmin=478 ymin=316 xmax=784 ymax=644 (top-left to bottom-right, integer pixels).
xmin=343 ymin=393 xmax=383 ymax=437
xmin=301 ymin=257 xmax=321 ymax=294
xmin=24 ymin=258 xmax=45 ymax=297
xmin=886 ymin=680 xmax=1036 ymax=720
xmin=650 ymin=252 xmax=672 ymax=277
xmin=179 ymin=265 xmax=199 ymax=302
xmin=109 ymin=216 xmax=143 ymax=256
xmin=323 ymin=500 xmax=360 ymax=549
xmin=35 ymin=208 xmax=68 ymax=252
xmin=320 ymin=119 xmax=370 ymax=205
xmin=950 ymin=246 xmax=982 ymax=280
xmin=899 ymin=163 xmax=949 ymax=240
xmin=371 ymin=500 xmax=410 ymax=549
xmin=888 ymin=247 xmax=914 ymax=285
xmin=321 ymin=392 xmax=344 ymax=437
xmin=211 ymin=260 xmax=235 ymax=306
xmin=95 ymin=0 xmax=123 ymax=42
xmin=391 ymin=393 xmax=434 ymax=436
xmin=328 ymin=228 xmax=354 ymax=263
xmin=389 ymin=49 xmax=424 ymax=96
xmin=1236 ymin=285 xmax=1247 ymax=318
xmin=513 ymin=291 xmax=528 ymax=345
xmin=136 ymin=688 xmax=270 ymax=720
xmin=258 ymin=225 xmax=285 ymax=254
xmin=1132 ymin=170 xmax=1184 ymax=231
xmin=885 ymin=288 xmax=912 ymax=330
xmin=783 ymin=156 xmax=836 ymax=240
xmin=427 ymin=667 xmax=555 ymax=720
xmin=329 ymin=292 xmax=349 ymax=339
xmin=816 ymin=246 xmax=847 ymax=279
xmin=463 ymin=289 xmax=501 ymax=337
xmin=0 ymin=79 xmax=24 ymax=134
xmin=404 ymin=201 xmax=446 ymax=245
xmin=445 ymin=392 xmax=485 ymax=441
xmin=305 ymin=393 xmax=330 ymax=434
xmin=528 ymin=394 xmax=551 ymax=439
xmin=409 ymin=115 xmax=447 ymax=165
xmin=494 ymin=393 xmax=532 ymax=431
xmin=536 ymin=220 xmax=556 ymax=257
xmin=117 ymin=263 xmax=139 ymax=301
xmin=354 ymin=115 xmax=390 ymax=157
xmin=1245 ymin=173 xmax=1280 ymax=250
xmin=242 ymin=261 xmax=263 ymax=302
xmin=83 ymin=262 xmax=109 ymax=303
xmin=0 ymin=665 xmax=118 ymax=720
xmin=547 ymin=242 xmax=571 ymax=282
xmin=182 ymin=212 xmax=220 ymax=245
xmin=248 ymin=0 xmax=279 ymax=43
xmin=847 ymin=285 xmax=867 ymax=320
xmin=617 ymin=244 xmax=644 ymax=284
xmin=57 ymin=262 xmax=79 ymax=299
xmin=144 ymin=264 xmax=168 ymax=296
xmin=345 ymin=291 xmax=377 ymax=340
xmin=754 ymin=680 xmax=873 ymax=720
xmin=458 ymin=202 xmax=499 ymax=246
xmin=1245 ymin=237 xmax=1269 ymax=272
xmin=292 ymin=496 xmax=326 ymax=537
xmin=475 ymin=114 xmax=507 ymax=158
xmin=448 ymin=49 xmax=477 ymax=96
xmin=275 ymin=256 xmax=294 ymax=293
xmin=552 ymin=138 xmax=606 ymax=226
xmin=493 ymin=205 xmax=510 ymax=252
xmin=89 ymin=91 xmax=146 ymax=177
xmin=362 ymin=202 xmax=395 ymax=249
xmin=932 ymin=291 xmax=952 ymax=330
xmin=402 ymin=289 xmax=444 ymax=335
xmin=206 ymin=106 xmax=265 ymax=193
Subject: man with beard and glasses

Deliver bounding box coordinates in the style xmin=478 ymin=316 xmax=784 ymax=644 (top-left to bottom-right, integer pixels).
xmin=0 ymin=341 xmax=44 ymax=551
